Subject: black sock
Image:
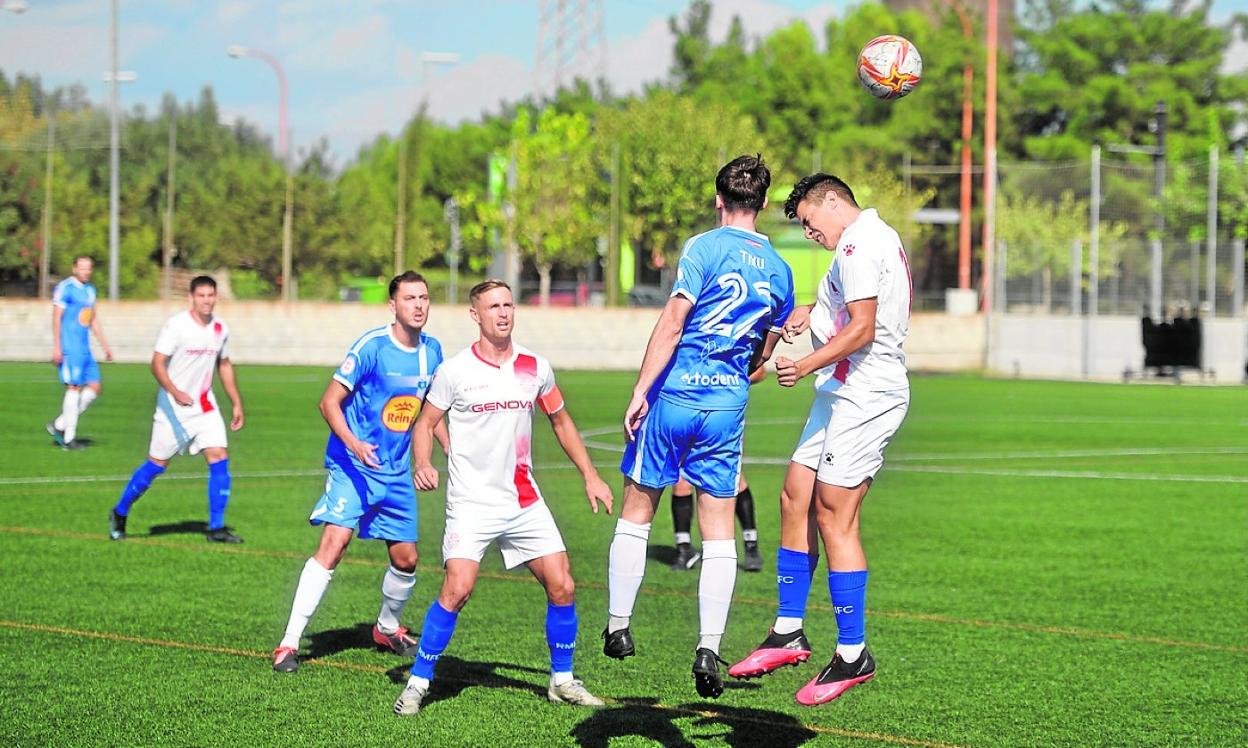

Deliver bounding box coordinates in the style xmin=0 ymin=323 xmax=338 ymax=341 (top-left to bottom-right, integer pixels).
xmin=671 ymin=492 xmax=694 ymax=544
xmin=736 ymin=487 xmax=758 ymax=544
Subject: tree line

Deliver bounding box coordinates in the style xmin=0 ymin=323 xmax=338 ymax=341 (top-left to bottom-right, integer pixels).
xmin=0 ymin=0 xmax=1243 ymax=301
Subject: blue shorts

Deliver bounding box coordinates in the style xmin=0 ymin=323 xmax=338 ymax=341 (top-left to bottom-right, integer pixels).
xmin=59 ymin=352 xmax=99 ymax=387
xmin=620 ymin=397 xmax=744 ymax=498
xmin=310 ymin=459 xmax=418 ymax=542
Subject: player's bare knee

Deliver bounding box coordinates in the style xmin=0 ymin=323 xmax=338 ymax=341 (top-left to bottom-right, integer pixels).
xmin=388 ymin=546 xmax=418 ymax=572
xmin=545 ymin=575 xmax=575 ymax=606
xmin=439 ymin=583 xmax=473 ymax=611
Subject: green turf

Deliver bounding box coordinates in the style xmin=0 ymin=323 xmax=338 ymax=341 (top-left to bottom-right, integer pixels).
xmin=0 ymin=361 xmax=1245 ymax=747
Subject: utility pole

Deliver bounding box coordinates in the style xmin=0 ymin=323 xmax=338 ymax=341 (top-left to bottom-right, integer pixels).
xmin=163 ymin=115 xmax=176 ymax=298
xmin=1150 ymin=100 xmax=1167 ymax=320
xmin=39 ymin=110 xmax=53 ymax=299
xmin=107 ymin=0 xmax=120 ymax=300
xmin=606 ymin=142 xmax=620 ymax=307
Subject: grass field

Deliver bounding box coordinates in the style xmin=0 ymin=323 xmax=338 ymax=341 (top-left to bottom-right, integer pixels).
xmin=1 ymin=360 xmax=1245 ymax=747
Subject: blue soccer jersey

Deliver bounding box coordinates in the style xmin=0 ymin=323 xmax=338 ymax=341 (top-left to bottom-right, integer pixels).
xmin=325 ymin=326 xmax=443 ymax=476
xmin=654 ymin=226 xmax=794 ymax=411
xmin=52 ymin=277 xmax=97 ymax=356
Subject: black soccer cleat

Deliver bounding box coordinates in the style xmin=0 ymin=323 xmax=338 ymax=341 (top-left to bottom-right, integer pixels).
xmin=795 ymin=647 xmax=876 ymax=706
xmin=601 ymin=627 xmax=635 ymax=660
xmin=692 ymin=648 xmax=730 ymax=699
xmin=741 ymin=541 xmax=763 ymax=572
xmin=669 ymin=543 xmax=701 ymax=571
xmin=206 ymin=526 xmax=244 ymax=544
xmin=108 ymin=509 xmax=127 ymax=541
xmin=272 ymin=646 xmax=300 ymax=673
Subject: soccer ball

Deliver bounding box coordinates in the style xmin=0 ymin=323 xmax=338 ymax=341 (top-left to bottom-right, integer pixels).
xmin=856 ymin=35 xmax=923 ymax=100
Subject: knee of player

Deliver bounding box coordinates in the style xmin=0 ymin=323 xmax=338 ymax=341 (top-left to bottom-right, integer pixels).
xmin=546 ymin=576 xmax=575 ymax=606
xmin=440 ymin=582 xmax=475 ymax=611
xmin=389 ymin=548 xmax=418 ymax=572
xmin=815 ymin=511 xmax=859 ymax=539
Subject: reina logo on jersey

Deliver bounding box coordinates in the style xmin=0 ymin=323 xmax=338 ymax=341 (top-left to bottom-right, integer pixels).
xmin=679 ymin=372 xmax=742 ymax=387
xmin=381 ymin=395 xmax=422 ymax=432
xmin=469 ymin=399 xmax=533 ymax=413
xmin=77 ymin=308 xmax=94 ymax=326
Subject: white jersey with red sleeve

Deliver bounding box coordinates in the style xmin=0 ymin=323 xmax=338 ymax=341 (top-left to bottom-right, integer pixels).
xmin=425 ymin=342 xmax=565 ymax=516
xmin=807 ymin=208 xmax=912 ymax=393
xmin=153 ymin=311 xmax=231 ymax=416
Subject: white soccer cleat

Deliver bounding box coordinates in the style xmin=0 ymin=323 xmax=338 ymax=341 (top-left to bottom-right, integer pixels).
xmin=393 ymin=681 xmax=429 ymax=716
xmin=547 ymin=678 xmax=605 ymax=707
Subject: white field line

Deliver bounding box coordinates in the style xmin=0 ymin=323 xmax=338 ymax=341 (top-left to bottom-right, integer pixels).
xmin=0 ymin=461 xmax=618 ymax=487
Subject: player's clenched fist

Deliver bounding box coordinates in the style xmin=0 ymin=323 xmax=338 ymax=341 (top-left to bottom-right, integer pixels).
xmin=413 ymin=464 xmax=439 ymax=491
xmin=775 ymin=356 xmax=801 ymax=387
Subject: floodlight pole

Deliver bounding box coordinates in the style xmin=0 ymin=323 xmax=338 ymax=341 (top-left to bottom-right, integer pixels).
xmin=39 ymin=110 xmax=53 ymax=299
xmin=228 ymin=45 xmax=292 ymax=301
xmin=938 ymin=0 xmax=974 ymax=291
xmin=1150 ymin=100 xmax=1167 ymax=321
xmin=108 ymin=0 xmax=120 ymax=300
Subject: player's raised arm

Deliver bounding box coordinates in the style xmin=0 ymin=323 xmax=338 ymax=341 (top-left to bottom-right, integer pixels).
xmin=319 ymin=379 xmax=379 ymax=469
xmin=410 ymin=401 xmax=445 ymax=491
xmin=217 ymin=356 xmax=244 ymax=431
xmin=624 ymin=295 xmax=694 ymax=441
xmin=776 ymin=298 xmax=878 ymax=387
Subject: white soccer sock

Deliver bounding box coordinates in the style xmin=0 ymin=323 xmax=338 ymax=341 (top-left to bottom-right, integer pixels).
xmin=377 ymin=565 xmax=417 ymax=634
xmin=674 ymin=532 xmax=692 ymax=545
xmin=77 ymin=387 xmax=98 ymax=414
xmin=59 ymin=389 xmax=81 ymax=443
xmin=696 ymin=539 xmax=737 ymax=655
xmin=742 ymin=529 xmax=758 ymax=543
xmin=280 ymin=558 xmax=335 ymax=650
xmin=406 ymin=675 xmax=430 ymax=689
xmin=836 ymin=642 xmax=866 ymax=663
xmin=551 ymin=672 xmax=574 ymax=687
xmin=606 ymin=518 xmax=651 ymax=631
xmin=773 ymin=616 xmax=804 ymax=635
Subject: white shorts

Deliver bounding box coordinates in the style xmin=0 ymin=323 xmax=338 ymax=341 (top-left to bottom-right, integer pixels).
xmin=149 ymin=409 xmax=228 ymax=460
xmin=791 ymin=386 xmax=909 ymax=487
xmin=442 ymin=501 xmax=567 ymax=570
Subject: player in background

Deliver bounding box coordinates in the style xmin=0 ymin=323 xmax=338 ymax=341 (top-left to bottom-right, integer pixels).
xmin=667 ymin=473 xmax=762 ymax=572
xmin=108 ymin=276 xmax=245 ymax=543
xmin=48 ymin=255 xmax=113 ymax=450
xmin=273 ymin=272 xmax=447 ymax=673
xmin=728 ymin=174 xmax=911 ymax=707
xmin=393 ymin=280 xmax=613 ymax=716
xmin=604 ymin=155 xmax=794 ymax=699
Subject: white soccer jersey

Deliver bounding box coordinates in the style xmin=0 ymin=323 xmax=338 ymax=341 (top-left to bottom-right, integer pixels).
xmin=426 ymin=342 xmax=565 ymax=514
xmin=153 ymin=310 xmax=231 ymax=416
xmin=808 ymin=208 xmax=912 ymax=392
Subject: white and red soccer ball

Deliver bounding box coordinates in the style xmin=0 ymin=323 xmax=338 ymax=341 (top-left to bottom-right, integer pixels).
xmin=856 ymin=35 xmax=923 ymax=100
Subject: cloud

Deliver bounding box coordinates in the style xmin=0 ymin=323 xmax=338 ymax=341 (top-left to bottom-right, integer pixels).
xmin=0 ymin=19 xmax=166 ymax=79
xmin=216 ymin=1 xmax=250 ymax=26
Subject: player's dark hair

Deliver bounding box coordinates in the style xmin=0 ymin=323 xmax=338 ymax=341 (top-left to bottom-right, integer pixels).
xmin=784 ymin=173 xmax=858 ymax=219
xmin=716 ymin=154 xmax=771 ymax=213
xmin=189 ymin=275 xmax=217 ymax=293
xmin=389 ymin=270 xmax=429 ymax=299
xmin=72 ymin=255 xmax=93 ymax=266
xmin=469 ymin=279 xmax=511 ymax=303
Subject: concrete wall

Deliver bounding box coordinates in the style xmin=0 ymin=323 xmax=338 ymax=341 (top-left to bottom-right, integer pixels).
xmin=0 ymin=300 xmax=985 ymax=373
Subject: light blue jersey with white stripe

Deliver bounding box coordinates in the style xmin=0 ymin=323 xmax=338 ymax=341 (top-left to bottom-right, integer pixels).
xmin=655 ymin=226 xmax=794 ymax=411
xmin=326 ymin=326 xmax=443 ymax=476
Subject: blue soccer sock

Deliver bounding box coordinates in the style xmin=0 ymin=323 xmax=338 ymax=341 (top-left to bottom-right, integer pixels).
xmin=775 ymin=547 xmax=819 ymax=632
xmin=114 ymin=460 xmax=166 ymax=517
xmin=828 ymin=569 xmax=869 ymax=646
xmin=546 ymin=601 xmax=577 ymax=678
xmin=207 ymin=459 xmax=231 ymax=530
xmin=410 ymin=601 xmax=459 ymax=680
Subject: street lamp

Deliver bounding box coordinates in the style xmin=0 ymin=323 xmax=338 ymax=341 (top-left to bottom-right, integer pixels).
xmin=394 ymin=51 xmax=460 ymax=277
xmin=938 ymin=0 xmax=975 ymax=295
xmin=227 ymin=44 xmax=294 ymax=302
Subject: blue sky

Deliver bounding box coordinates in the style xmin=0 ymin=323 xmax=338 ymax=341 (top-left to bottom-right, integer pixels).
xmin=1 ymin=0 xmax=1244 ymax=164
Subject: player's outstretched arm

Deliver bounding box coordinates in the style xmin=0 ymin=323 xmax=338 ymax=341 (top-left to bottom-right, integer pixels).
xmin=90 ymin=309 xmax=114 ymax=361
xmin=410 ymin=402 xmax=446 ymax=491
xmin=319 ymin=379 xmax=380 ymax=468
xmin=151 ymin=352 xmax=193 ymax=406
xmin=548 ymin=408 xmax=613 ymax=515
xmin=217 ymin=357 xmax=244 ymax=431
xmin=624 ymin=296 xmax=693 ymax=441
xmin=776 ymin=298 xmax=877 ymax=387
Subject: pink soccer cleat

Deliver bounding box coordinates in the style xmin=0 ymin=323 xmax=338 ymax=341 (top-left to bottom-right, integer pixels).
xmin=794 ymin=647 xmax=876 ymax=706
xmin=728 ymin=628 xmax=813 ymax=679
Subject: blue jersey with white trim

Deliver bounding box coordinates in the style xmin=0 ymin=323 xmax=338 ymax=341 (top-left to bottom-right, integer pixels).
xmin=326 ymin=326 xmax=443 ymax=476
xmin=655 ymin=226 xmax=794 ymax=411
xmin=52 ymin=278 xmax=97 ymax=355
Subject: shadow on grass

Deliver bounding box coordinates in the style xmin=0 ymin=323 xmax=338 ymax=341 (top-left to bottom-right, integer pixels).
xmin=303 ymin=623 xmax=377 ymax=661
xmin=646 ymin=544 xmax=679 ymax=567
xmin=384 ymin=655 xmax=549 ymax=705
xmin=147 ymin=520 xmax=209 ymax=536
xmin=569 ymin=697 xmax=817 ymax=748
